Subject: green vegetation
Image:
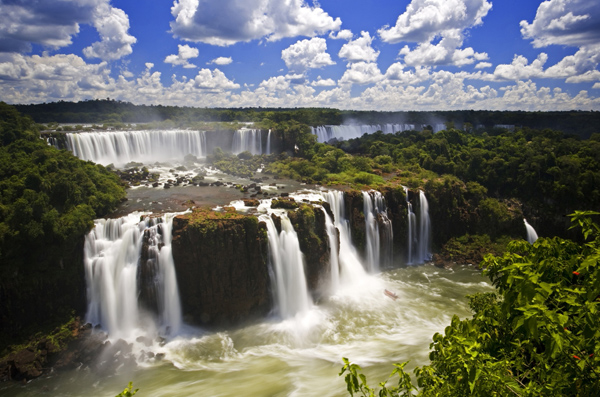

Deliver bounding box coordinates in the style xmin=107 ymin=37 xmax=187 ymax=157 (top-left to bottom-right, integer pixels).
xmin=116 ymin=382 xmax=139 ymax=397
xmin=0 ymin=103 xmax=126 ymax=348
xmin=342 ymin=211 xmax=600 ymax=396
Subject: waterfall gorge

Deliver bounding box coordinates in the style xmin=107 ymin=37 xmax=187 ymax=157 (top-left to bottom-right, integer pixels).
xmin=19 ymin=130 xmax=501 ymax=397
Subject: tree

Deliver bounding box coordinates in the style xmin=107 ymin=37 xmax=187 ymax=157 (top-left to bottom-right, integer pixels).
xmin=342 ymin=211 xmax=600 ymax=396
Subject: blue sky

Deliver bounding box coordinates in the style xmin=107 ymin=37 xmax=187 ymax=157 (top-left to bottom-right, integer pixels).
xmin=0 ymin=0 xmax=599 ymax=111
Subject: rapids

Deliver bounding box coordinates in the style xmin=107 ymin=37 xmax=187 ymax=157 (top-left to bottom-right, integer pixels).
xmin=2 ymin=266 xmax=491 ymax=397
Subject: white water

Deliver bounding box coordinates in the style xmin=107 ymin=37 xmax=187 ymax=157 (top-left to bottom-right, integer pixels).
xmin=261 ymin=213 xmax=313 ymax=319
xmin=363 ymin=190 xmax=394 ymax=271
xmin=84 ymin=212 xmax=182 ymax=338
xmin=266 ymin=129 xmax=272 ymax=155
xmin=404 ymin=186 xmax=417 ymax=265
xmin=66 ymin=130 xmax=207 ymax=166
xmin=321 ymin=191 xmax=371 ymax=288
xmin=417 ymin=191 xmax=432 ymax=264
xmin=524 ymin=219 xmax=539 ymax=244
xmin=232 ymin=128 xmax=263 ymax=155
xmin=310 ymin=124 xmax=449 ymax=143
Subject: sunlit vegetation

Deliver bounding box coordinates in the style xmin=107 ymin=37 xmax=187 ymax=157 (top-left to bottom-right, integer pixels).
xmin=0 ymin=103 xmax=126 ymax=346
xmin=343 ymin=211 xmax=600 ymax=396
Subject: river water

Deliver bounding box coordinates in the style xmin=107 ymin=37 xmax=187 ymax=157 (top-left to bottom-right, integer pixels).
xmin=3 ymin=265 xmax=491 ymax=397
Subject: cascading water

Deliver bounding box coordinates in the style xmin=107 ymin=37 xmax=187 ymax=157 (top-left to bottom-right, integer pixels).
xmin=311 ymin=124 xmax=416 ymax=143
xmin=417 ymin=191 xmax=432 ymax=263
xmin=404 ymin=186 xmax=417 ymax=265
xmin=321 ymin=191 xmax=368 ymax=286
xmin=321 ymin=207 xmax=340 ymax=291
xmin=232 ymin=128 xmax=262 ymax=155
xmin=260 ymin=213 xmax=312 ymax=318
xmin=524 ymin=219 xmax=539 ymax=244
xmin=84 ymin=212 xmax=182 ymax=337
xmin=66 ymin=129 xmax=207 ymax=166
xmin=362 ymin=190 xmax=394 ymax=272
xmin=266 ymin=129 xmax=272 ymax=155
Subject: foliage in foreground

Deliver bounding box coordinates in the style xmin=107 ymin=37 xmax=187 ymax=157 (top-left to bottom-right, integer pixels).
xmin=115 ymin=382 xmax=138 ymax=397
xmin=342 ymin=211 xmax=600 ymax=396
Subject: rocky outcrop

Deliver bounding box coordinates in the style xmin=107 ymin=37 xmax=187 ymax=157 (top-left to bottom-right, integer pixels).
xmin=288 ymin=204 xmax=331 ymax=296
xmin=171 ymin=208 xmax=271 ymax=326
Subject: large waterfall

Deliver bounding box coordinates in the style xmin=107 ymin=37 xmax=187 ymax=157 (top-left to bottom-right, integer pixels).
xmin=232 ymin=128 xmax=263 ymax=155
xmin=261 ymin=213 xmax=313 ymax=318
xmin=66 ymin=129 xmax=207 ymax=166
xmin=84 ymin=213 xmax=182 ymax=337
xmin=524 ymin=219 xmax=539 ymax=244
xmin=311 ymin=124 xmax=448 ymax=143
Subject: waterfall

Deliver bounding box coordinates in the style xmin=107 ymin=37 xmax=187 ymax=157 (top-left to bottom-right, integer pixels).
xmin=417 ymin=191 xmax=431 ymax=263
xmin=84 ymin=213 xmax=182 ymax=337
xmin=362 ymin=190 xmax=394 ymax=272
xmin=321 ymin=191 xmax=368 ymax=286
xmin=232 ymin=128 xmax=262 ymax=155
xmin=310 ymin=124 xmax=417 ymax=143
xmin=404 ymin=187 xmax=417 ymax=265
xmin=321 ymin=207 xmax=340 ymax=291
xmin=261 ymin=213 xmax=312 ymax=318
xmin=524 ymin=219 xmax=538 ymax=244
xmin=266 ymin=129 xmax=272 ymax=155
xmin=66 ymin=129 xmax=207 ymax=166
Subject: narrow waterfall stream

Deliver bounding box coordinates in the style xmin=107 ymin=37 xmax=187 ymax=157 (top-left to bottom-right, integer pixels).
xmin=261 ymin=213 xmax=313 ymax=319
xmin=524 ymin=219 xmax=539 ymax=243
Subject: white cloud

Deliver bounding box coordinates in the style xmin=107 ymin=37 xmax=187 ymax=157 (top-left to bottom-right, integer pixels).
xmin=384 ymin=63 xmax=431 ymax=85
xmin=520 ymin=0 xmax=600 ymax=48
xmin=165 ymin=44 xmax=199 ymax=68
xmin=338 ymin=31 xmax=379 ymax=63
xmin=83 ymin=3 xmax=137 ymax=61
xmin=170 ymin=0 xmax=341 ymax=46
xmin=191 ymin=69 xmax=240 ymax=91
xmin=379 ymin=0 xmax=491 ymax=67
xmin=281 ymin=37 xmax=335 ymax=73
xmin=329 ymin=29 xmax=353 ymax=40
xmin=379 ymin=0 xmax=492 ymax=43
xmin=492 ymin=53 xmax=548 ymax=81
xmin=593 ymin=82 xmax=600 ymax=89
xmin=209 ymin=57 xmax=233 ymax=65
xmin=475 ymin=62 xmax=492 ymax=69
xmin=312 ymin=77 xmax=336 ymax=87
xmin=339 ymin=62 xmax=384 ymax=85
xmin=0 ymin=0 xmax=101 ymax=53
xmin=565 ymin=70 xmax=600 ymax=84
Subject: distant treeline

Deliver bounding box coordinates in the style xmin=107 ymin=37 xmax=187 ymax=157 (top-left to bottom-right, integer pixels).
xmin=15 ymin=99 xmax=600 ymax=138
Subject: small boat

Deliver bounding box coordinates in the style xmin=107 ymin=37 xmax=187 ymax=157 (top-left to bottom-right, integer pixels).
xmin=384 ymin=289 xmax=398 ymax=300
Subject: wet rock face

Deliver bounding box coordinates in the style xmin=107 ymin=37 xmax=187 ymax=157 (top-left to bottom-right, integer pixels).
xmin=171 ymin=210 xmax=272 ymax=326
xmin=287 ymin=204 xmax=331 ymax=296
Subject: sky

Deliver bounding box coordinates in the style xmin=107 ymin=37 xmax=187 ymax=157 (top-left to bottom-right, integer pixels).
xmin=0 ymin=0 xmax=599 ymax=111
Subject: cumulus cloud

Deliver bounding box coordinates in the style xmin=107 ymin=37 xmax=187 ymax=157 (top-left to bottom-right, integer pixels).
xmin=520 ymin=0 xmax=600 ymax=48
xmin=281 ymin=37 xmax=335 ymax=73
xmin=593 ymin=82 xmax=600 ymax=89
xmin=0 ymin=0 xmax=136 ymax=61
xmin=312 ymin=77 xmax=336 ymax=87
xmin=492 ymin=53 xmax=548 ymax=81
xmin=378 ymin=0 xmax=491 ymax=67
xmin=83 ymin=3 xmax=137 ymax=61
xmin=329 ymin=29 xmax=353 ymax=40
xmin=164 ymin=44 xmax=199 ymax=68
xmin=209 ymin=56 xmax=233 ymax=65
xmin=0 ymin=0 xmax=98 ymax=53
xmin=339 ymin=62 xmax=384 ymax=85
xmin=379 ymin=0 xmax=492 ymax=43
xmin=170 ymin=0 xmax=341 ymax=46
xmin=475 ymin=62 xmax=492 ymax=69
xmin=338 ymin=31 xmax=379 ymax=63
xmin=191 ymin=69 xmax=240 ymax=91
